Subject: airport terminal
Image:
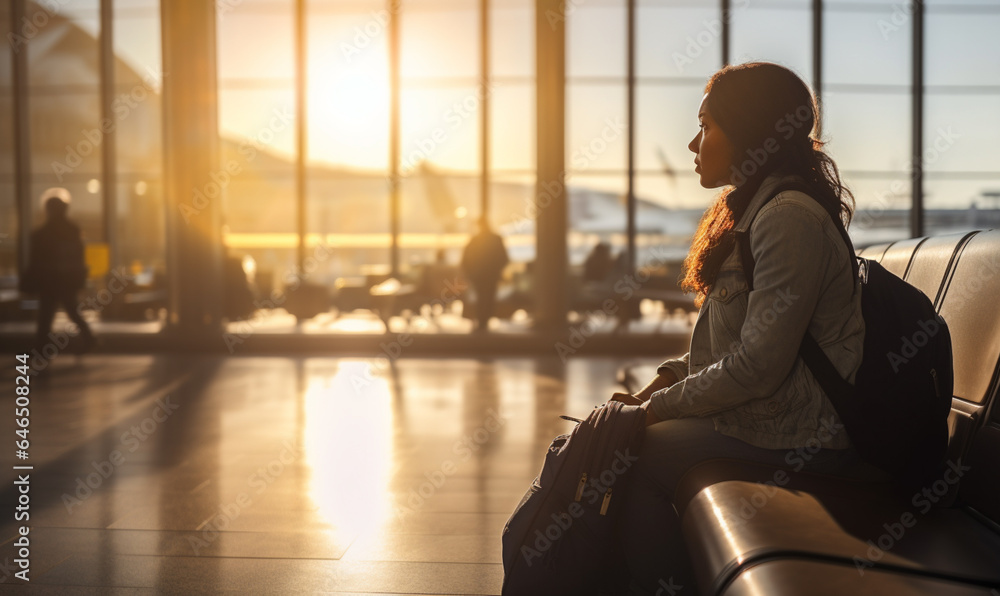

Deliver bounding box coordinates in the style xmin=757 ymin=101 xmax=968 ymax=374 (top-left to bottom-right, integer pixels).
xmin=1 ymin=0 xmax=1000 ymax=594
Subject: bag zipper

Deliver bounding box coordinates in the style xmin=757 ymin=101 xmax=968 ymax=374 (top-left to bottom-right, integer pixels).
xmin=599 ymin=488 xmax=613 ymax=515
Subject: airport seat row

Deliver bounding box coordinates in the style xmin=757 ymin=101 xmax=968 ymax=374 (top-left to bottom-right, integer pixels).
xmin=677 ymin=229 xmax=1000 ymax=595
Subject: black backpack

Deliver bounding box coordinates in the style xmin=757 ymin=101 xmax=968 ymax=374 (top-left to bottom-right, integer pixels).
xmin=500 ymin=401 xmax=646 ymax=595
xmin=737 ymin=181 xmax=953 ymax=490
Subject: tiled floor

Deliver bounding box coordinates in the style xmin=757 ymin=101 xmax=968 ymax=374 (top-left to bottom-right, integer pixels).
xmin=0 ymin=353 xmax=666 ymax=594
xmin=0 ymin=305 xmax=695 ymax=338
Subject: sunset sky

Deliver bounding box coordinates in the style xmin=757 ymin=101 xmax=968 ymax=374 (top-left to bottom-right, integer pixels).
xmin=58 ymin=0 xmax=1000 ymax=210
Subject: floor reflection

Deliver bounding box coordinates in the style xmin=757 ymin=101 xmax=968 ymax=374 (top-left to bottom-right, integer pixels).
xmin=0 ymin=353 xmax=666 ymax=593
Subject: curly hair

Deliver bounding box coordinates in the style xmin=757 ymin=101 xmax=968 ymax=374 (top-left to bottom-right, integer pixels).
xmin=680 ymin=62 xmax=855 ymax=307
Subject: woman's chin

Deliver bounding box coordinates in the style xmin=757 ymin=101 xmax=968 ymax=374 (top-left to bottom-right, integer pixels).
xmin=696 ymin=175 xmax=718 ymax=189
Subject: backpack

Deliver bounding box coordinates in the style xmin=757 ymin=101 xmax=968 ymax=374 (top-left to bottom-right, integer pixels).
xmin=500 ymin=401 xmax=647 ymax=595
xmin=737 ymin=181 xmax=953 ymax=490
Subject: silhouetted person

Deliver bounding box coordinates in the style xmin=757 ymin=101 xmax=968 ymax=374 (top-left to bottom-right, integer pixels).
xmin=26 ymin=190 xmax=95 ymax=353
xmin=461 ymin=217 xmax=509 ymax=332
xmin=583 ymin=241 xmax=615 ymax=282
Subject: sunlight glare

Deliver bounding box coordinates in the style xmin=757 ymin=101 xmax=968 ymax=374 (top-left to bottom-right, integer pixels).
xmin=308 ymin=56 xmax=390 ymax=170
xmin=304 ymin=361 xmax=394 ymax=536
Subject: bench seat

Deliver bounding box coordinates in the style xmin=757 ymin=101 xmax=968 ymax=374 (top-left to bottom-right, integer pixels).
xmin=679 ymin=229 xmax=1000 ymax=595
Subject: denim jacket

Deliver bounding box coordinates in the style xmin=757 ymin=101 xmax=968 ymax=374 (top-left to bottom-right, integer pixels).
xmin=650 ymin=172 xmax=863 ymax=450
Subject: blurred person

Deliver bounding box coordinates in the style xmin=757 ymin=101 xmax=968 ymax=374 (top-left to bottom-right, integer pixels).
xmin=583 ymin=241 xmax=615 ymax=282
xmin=607 ymin=63 xmax=869 ymax=594
xmin=461 ymin=216 xmax=509 ymax=332
xmin=25 ymin=188 xmax=95 ymax=353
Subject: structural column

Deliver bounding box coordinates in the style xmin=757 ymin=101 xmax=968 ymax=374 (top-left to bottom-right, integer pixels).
xmin=11 ymin=1 xmax=32 ymax=277
xmin=534 ymin=0 xmax=567 ymax=331
xmin=100 ymin=0 xmax=118 ymax=271
xmin=911 ymin=0 xmax=924 ymax=238
xmin=161 ymin=0 xmax=224 ymax=335
xmin=388 ymin=0 xmax=401 ymax=277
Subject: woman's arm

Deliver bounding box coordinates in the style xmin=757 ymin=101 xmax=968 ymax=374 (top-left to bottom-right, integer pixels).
xmin=634 ymin=370 xmax=679 ymax=401
xmin=610 ymin=369 xmax=679 ymax=406
xmin=648 ymin=199 xmax=832 ymax=420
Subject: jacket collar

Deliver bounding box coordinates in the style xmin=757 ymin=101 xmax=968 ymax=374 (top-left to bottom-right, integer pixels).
xmin=732 ymin=171 xmax=809 ymax=233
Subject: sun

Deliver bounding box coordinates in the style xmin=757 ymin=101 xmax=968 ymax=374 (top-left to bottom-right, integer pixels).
xmin=307 ymin=55 xmax=391 ymax=170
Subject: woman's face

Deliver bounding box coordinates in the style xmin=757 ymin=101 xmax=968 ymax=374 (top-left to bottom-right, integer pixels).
xmin=688 ymin=94 xmax=735 ymax=188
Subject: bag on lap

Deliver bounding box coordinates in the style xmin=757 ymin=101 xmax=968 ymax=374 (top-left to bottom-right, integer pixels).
xmin=738 ymin=181 xmax=953 ymax=490
xmin=500 ymin=401 xmax=646 ymax=596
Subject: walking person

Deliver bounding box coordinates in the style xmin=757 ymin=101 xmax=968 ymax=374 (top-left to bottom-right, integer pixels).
xmin=608 ymin=62 xmax=870 ymax=594
xmin=461 ymin=216 xmax=509 ymax=332
xmin=25 ymin=188 xmax=96 ymax=355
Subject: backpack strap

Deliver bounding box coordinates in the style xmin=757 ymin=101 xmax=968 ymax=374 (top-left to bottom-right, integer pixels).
xmin=737 ymin=181 xmax=857 ymax=289
xmin=736 ymin=181 xmax=857 ymax=402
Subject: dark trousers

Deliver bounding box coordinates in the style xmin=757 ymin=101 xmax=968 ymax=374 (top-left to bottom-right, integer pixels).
xmin=472 ymin=278 xmax=499 ymax=330
xmin=617 ymin=417 xmax=859 ymax=595
xmin=35 ymin=288 xmax=94 ymax=350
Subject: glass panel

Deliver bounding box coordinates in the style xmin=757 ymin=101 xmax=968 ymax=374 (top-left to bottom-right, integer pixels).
xmin=400 ymin=0 xmax=478 ymax=80
xmin=824 ymin=0 xmax=895 ymax=4
xmin=218 ymin=88 xmax=298 ymax=165
xmin=927 ymin=12 xmax=1000 ymax=87
xmin=824 ymin=92 xmax=911 ymax=173
xmin=566 ymin=83 xmax=627 ymax=173
xmin=567 ymin=2 xmax=626 ymax=79
xmin=28 ymin=1 xmax=102 ymax=235
xmin=924 ymin=176 xmax=1000 ymax=235
xmin=117 ymin=177 xmax=164 ymax=270
xmin=306 ymin=1 xmax=391 ymax=288
xmin=633 ymin=173 xmax=706 ymax=265
xmin=114 ymin=0 xmax=162 ymax=88
xmin=634 ymin=170 xmax=715 ymax=211
xmin=566 ymin=173 xmax=628 ymax=324
xmin=217 ymin=3 xmax=294 ymax=83
xmin=224 ymin=177 xmax=297 ymax=234
xmin=491 ymin=0 xmax=533 ymax=79
xmin=824 ymin=7 xmax=911 ymax=87
xmin=489 ymin=82 xmax=534 ymax=173
xmin=399 ymin=173 xmax=479 ymax=282
xmin=567 ymin=173 xmax=627 ymax=265
xmin=0 ymin=3 xmax=12 ymax=180
xmin=307 ymin=6 xmax=390 ymax=170
xmin=0 ymin=5 xmax=12 ymax=279
xmin=924 ymin=94 xmax=1000 ymax=174
xmin=922 ymin=0 xmax=998 ymax=4
xmin=636 ymin=4 xmax=721 ymax=79
xmin=0 ymin=183 xmax=14 ymax=279
xmin=635 ymin=82 xmax=704 ymax=175
xmin=400 ymin=84 xmax=482 ymax=173
xmin=730 ymin=6 xmax=811 ymax=82
xmin=306 ymin=175 xmax=391 ymax=278
xmin=115 ymin=0 xmax=164 ymax=274
xmin=490 ymin=173 xmax=536 ymax=256
xmin=845 ymin=175 xmax=912 ymax=248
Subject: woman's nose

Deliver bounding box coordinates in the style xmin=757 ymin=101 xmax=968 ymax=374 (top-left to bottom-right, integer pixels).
xmin=688 ymin=133 xmax=699 ymax=153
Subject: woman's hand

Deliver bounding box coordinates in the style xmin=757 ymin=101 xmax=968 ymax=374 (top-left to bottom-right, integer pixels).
xmin=608 ymin=393 xmax=662 ymax=426
xmin=609 ymin=392 xmax=644 ymax=406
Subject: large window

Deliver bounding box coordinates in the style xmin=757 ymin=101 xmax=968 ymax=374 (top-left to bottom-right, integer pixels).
xmin=113 ymin=0 xmax=164 ymax=276
xmin=566 ymin=0 xmax=628 ymax=276
xmin=217 ymin=0 xmax=299 ymax=297
xmin=634 ymin=2 xmax=726 ymax=278
xmin=306 ymin=0 xmax=391 ymax=286
xmin=28 ymin=1 xmax=103 ymax=240
xmin=924 ymin=1 xmax=1000 ymax=234
xmin=0 ymin=2 xmax=14 ymax=280
xmin=216 ymin=0 xmax=536 ymax=321
xmin=5 ymin=0 xmax=996 ymax=334
xmin=824 ymin=0 xmax=913 ymax=246
xmin=399 ymin=0 xmax=481 ymax=275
